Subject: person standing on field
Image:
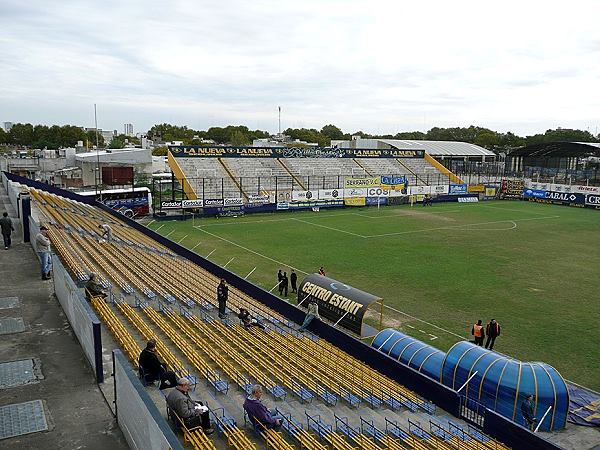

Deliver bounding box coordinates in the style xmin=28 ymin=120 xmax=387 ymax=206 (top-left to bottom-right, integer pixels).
xmin=485 ymin=319 xmax=501 ymax=350
xmin=471 ymin=319 xmax=485 ymax=346
xmin=290 ymin=269 xmax=297 ymax=293
xmin=282 ymin=272 xmax=289 ymax=297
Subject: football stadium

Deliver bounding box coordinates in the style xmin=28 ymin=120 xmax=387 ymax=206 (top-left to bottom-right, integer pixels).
xmin=2 ymin=139 xmax=600 ymax=450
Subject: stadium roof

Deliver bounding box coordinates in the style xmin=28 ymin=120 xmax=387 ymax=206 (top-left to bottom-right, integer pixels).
xmin=508 ymin=141 xmax=600 ymax=158
xmin=345 ymin=139 xmax=494 ymax=157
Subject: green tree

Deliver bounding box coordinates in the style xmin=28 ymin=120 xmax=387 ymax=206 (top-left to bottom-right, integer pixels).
xmin=152 ymin=145 xmax=168 ymax=156
xmin=321 ymin=124 xmax=345 ymax=141
xmin=85 ymin=130 xmax=105 ymax=148
xmin=9 ymin=123 xmax=35 ymax=146
xmin=0 ymin=128 xmax=7 ymax=144
xmin=230 ymin=130 xmax=250 ymax=146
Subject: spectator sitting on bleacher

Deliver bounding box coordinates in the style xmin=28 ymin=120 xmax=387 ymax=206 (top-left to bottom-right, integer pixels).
xmin=243 ymin=385 xmax=282 ymax=431
xmin=167 ymin=378 xmax=214 ymax=434
xmin=238 ymin=308 xmax=265 ymax=330
xmin=298 ymin=300 xmax=320 ymax=332
xmin=85 ymin=273 xmax=106 ymax=301
xmin=138 ymin=339 xmax=178 ymax=390
xmin=98 ymin=223 xmax=113 ymax=243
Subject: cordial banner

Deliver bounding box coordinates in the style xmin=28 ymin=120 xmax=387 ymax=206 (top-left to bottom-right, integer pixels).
xmin=224 ymin=197 xmax=243 ymax=206
xmin=161 ymin=200 xmax=182 ymax=209
xmin=297 ymin=274 xmax=382 ymax=335
xmin=203 ymin=198 xmax=224 ymax=207
xmin=181 ymin=199 xmax=203 ymax=208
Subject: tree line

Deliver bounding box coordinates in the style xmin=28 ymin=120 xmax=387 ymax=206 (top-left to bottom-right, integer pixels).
xmin=1 ymin=122 xmax=598 ymax=152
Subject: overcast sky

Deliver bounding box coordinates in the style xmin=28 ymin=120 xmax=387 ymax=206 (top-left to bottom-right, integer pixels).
xmin=1 ymin=0 xmax=600 ymax=136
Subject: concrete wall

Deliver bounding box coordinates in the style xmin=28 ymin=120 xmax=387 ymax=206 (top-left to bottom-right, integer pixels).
xmin=113 ymin=350 xmax=183 ymax=450
xmin=52 ymin=255 xmax=104 ymax=382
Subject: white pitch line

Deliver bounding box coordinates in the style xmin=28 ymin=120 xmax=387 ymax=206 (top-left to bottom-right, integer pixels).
xmin=191 ymin=242 xmax=201 ymax=251
xmin=291 ymin=218 xmax=366 ymax=238
xmin=480 ymin=204 xmax=553 ymax=216
xmin=164 ymin=230 xmax=175 ymax=238
xmin=384 ymin=304 xmax=465 ymax=339
xmin=244 ymin=267 xmax=257 ymax=279
xmin=354 ymin=209 xmax=462 ymax=219
xmin=196 ymin=227 xmax=309 ymax=275
xmin=155 ymin=224 xmax=165 ymax=232
xmin=176 ymin=234 xmax=189 ymax=244
xmin=418 ymin=329 xmax=427 ymax=333
xmin=364 ymin=215 xmax=560 ymax=238
xmin=206 ymin=249 xmax=216 ymax=258
xmin=429 ymin=335 xmax=438 ymax=341
xmin=223 ymin=257 xmax=235 ymax=268
xmin=147 ymin=220 xmax=156 ymax=226
xmin=406 ymin=324 xmax=415 ymax=329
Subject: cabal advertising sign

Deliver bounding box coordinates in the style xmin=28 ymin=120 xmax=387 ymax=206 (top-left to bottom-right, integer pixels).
xmin=297 ymin=274 xmax=381 ymax=335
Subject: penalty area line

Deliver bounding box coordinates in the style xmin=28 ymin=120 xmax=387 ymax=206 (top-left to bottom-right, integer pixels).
xmin=195 ymin=227 xmax=309 ymax=275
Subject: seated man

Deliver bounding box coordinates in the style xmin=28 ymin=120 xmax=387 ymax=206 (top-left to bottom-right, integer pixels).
xmin=243 ymin=385 xmax=282 ymax=431
xmin=138 ymin=339 xmax=178 ymax=390
xmin=85 ymin=273 xmax=107 ymax=301
xmin=238 ymin=308 xmax=265 ymax=330
xmin=166 ymin=378 xmax=214 ymax=434
xmin=298 ymin=300 xmax=320 ymax=332
xmin=98 ymin=223 xmax=113 ymax=242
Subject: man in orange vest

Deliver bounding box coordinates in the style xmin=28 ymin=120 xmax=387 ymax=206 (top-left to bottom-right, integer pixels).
xmin=471 ymin=320 xmax=485 ymax=346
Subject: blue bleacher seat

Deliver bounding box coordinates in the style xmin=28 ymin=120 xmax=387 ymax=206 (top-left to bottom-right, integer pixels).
xmin=334 ymin=415 xmax=359 ymax=441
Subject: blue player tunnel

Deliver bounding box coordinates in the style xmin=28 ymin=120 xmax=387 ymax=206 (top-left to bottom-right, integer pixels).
xmin=372 ymin=329 xmax=569 ymax=431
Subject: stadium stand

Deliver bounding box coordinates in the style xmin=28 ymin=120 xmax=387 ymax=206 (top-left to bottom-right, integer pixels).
xmin=22 ymin=182 xmax=524 ymax=450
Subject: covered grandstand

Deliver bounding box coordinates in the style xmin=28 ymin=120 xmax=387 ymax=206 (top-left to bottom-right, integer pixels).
xmin=506 ymin=142 xmax=600 ymax=183
xmin=2 ymin=170 xmax=567 ymax=450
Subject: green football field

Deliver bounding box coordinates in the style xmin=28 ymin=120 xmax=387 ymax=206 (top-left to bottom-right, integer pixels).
xmin=145 ymin=200 xmax=600 ymax=391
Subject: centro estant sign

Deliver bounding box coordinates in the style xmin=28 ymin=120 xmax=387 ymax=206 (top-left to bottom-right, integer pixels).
xmin=297 ymin=274 xmax=381 ymax=335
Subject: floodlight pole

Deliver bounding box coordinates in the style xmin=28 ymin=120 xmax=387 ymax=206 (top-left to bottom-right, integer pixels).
xmin=94 ymin=103 xmax=102 ymax=201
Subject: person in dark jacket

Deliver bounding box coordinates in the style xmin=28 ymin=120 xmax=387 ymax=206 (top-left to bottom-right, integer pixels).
xmin=471 ymin=319 xmax=485 ymax=346
xmin=85 ymin=273 xmax=106 ymax=301
xmin=282 ymin=272 xmax=289 ymax=297
xmin=485 ymin=319 xmax=501 ymax=350
xmin=166 ymin=378 xmax=214 ymax=434
xmin=290 ymin=270 xmax=297 ymax=293
xmin=243 ymin=385 xmax=283 ymax=431
xmin=238 ymin=308 xmax=265 ymax=330
xmin=138 ymin=339 xmax=178 ymax=389
xmin=521 ymin=393 xmax=536 ymax=430
xmin=0 ymin=212 xmax=14 ymax=249
xmin=217 ymin=279 xmax=228 ymax=318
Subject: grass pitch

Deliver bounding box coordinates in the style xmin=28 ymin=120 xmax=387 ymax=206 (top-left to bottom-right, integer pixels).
xmin=147 ymin=200 xmax=600 ymax=391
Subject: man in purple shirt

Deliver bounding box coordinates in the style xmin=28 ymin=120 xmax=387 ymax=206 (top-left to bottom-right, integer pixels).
xmin=243 ymin=385 xmax=283 ymax=431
